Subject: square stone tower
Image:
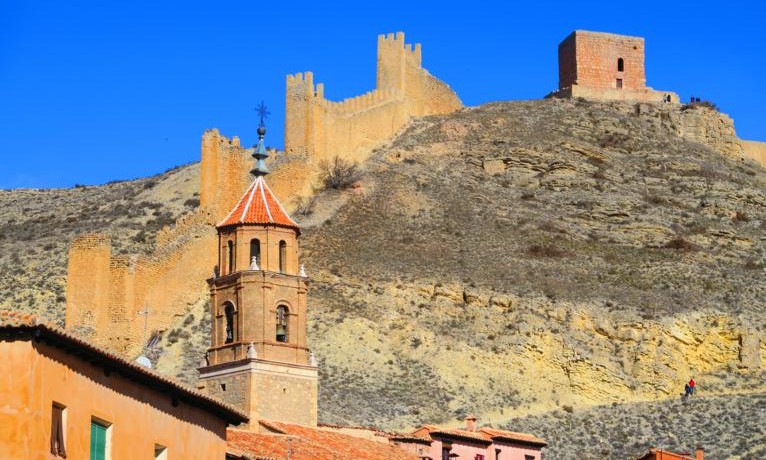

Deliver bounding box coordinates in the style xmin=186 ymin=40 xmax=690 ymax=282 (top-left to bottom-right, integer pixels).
xmin=550 ymin=30 xmax=677 ymax=103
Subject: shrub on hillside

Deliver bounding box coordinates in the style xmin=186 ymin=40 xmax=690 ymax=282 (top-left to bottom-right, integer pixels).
xmin=681 ymin=100 xmax=719 ymax=112
xmin=319 ymin=156 xmax=361 ymax=190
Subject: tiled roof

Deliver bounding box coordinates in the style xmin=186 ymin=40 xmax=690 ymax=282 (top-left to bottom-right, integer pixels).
xmin=227 ymin=421 xmax=420 ymax=460
xmin=0 ymin=309 xmax=248 ymax=425
xmin=428 ymin=428 xmax=493 ymax=444
xmin=217 ymin=176 xmax=299 ymax=230
xmin=416 ymin=425 xmax=546 ymax=448
xmin=635 ymin=448 xmax=696 ymax=460
xmin=479 ymin=427 xmax=547 ymax=447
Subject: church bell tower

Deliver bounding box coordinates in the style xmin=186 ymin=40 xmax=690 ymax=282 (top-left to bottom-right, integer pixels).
xmin=198 ymin=119 xmax=318 ymax=428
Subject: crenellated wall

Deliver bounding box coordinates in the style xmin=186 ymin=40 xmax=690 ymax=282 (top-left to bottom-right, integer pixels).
xmin=199 ymin=129 xmax=253 ymax=222
xmin=285 ymin=32 xmax=462 ymax=163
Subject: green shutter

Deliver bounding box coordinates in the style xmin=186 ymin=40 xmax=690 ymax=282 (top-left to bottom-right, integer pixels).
xmin=90 ymin=421 xmax=107 ymax=460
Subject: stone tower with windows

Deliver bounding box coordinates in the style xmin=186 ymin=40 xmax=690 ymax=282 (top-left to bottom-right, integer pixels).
xmin=197 ymin=122 xmax=318 ymax=429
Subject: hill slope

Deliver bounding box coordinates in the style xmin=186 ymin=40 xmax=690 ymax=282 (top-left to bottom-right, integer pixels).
xmin=2 ymin=99 xmax=765 ymax=458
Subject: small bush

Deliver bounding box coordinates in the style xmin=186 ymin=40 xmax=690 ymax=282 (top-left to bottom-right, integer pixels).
xmin=682 ymin=100 xmax=719 ymax=112
xmin=527 ymin=244 xmax=573 ymax=258
xmin=293 ymin=196 xmax=316 ymax=216
xmin=319 ymin=156 xmax=361 ymax=190
xmin=183 ymin=198 xmax=200 ymax=208
xmin=732 ymin=210 xmax=750 ymax=223
xmin=663 ymin=237 xmax=700 ymax=252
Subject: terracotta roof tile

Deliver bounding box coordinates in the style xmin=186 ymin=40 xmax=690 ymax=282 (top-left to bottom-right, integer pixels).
xmin=414 ymin=425 xmax=546 ymax=447
xmin=217 ymin=176 xmax=299 ymax=230
xmin=0 ymin=309 xmax=247 ymax=424
xmin=227 ymin=421 xmax=420 ymax=460
xmin=428 ymin=428 xmax=493 ymax=443
xmin=479 ymin=427 xmax=547 ymax=446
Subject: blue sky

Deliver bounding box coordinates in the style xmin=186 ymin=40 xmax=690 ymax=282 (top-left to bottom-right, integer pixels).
xmin=1 ymin=0 xmax=763 ymax=189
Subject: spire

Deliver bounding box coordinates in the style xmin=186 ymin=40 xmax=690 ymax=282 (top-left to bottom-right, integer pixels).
xmin=251 ymin=101 xmax=271 ymax=177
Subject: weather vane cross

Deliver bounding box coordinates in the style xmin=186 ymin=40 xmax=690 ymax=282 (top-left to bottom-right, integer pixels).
xmin=256 ymin=101 xmax=270 ymax=127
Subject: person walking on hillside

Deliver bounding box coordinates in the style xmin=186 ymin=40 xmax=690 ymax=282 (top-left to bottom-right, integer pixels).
xmin=688 ymin=377 xmax=696 ymax=396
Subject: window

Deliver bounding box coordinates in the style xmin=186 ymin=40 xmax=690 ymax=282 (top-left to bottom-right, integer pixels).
xmin=224 ymin=302 xmax=236 ymax=343
xmin=475 ymin=455 xmax=485 ymax=460
xmin=154 ymin=444 xmax=167 ymax=460
xmin=90 ymin=419 xmax=110 ymax=460
xmin=50 ymin=403 xmax=67 ymax=458
xmin=616 ymin=78 xmax=623 ymax=89
xmin=617 ymin=57 xmax=624 ymax=72
xmin=524 ymin=456 xmax=535 ymax=460
xmin=227 ymin=240 xmax=235 ymax=274
xmin=278 ymin=240 xmax=287 ymax=273
xmin=276 ymin=306 xmax=289 ymax=342
xmin=250 ymin=239 xmax=261 ymax=268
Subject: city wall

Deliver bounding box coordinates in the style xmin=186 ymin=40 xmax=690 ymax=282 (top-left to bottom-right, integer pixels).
xmin=65 ymin=31 xmax=763 ymax=358
xmin=66 ymin=32 xmax=461 ymax=356
xmin=743 ymin=140 xmax=766 ymax=167
xmin=285 ymin=32 xmax=462 ymax=163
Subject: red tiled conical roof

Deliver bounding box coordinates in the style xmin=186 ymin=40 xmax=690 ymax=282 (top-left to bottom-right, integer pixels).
xmin=217 ymin=176 xmax=299 ymax=231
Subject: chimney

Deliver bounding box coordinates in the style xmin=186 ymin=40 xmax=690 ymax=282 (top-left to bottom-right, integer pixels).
xmin=465 ymin=414 xmax=478 ymax=432
xmin=695 ymin=447 xmax=704 ymax=460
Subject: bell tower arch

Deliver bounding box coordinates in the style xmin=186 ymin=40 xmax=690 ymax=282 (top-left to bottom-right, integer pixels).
xmin=198 ymin=121 xmax=318 ymax=429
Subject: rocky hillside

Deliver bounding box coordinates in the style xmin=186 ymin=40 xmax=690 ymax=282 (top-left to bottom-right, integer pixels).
xmin=2 ymin=98 xmax=765 ymax=458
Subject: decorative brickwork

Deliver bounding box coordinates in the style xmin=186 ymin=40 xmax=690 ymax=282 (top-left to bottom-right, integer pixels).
xmin=550 ymin=30 xmax=678 ymax=103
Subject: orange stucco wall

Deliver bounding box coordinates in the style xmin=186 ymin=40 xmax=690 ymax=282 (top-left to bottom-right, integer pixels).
xmin=0 ymin=338 xmax=229 ymax=460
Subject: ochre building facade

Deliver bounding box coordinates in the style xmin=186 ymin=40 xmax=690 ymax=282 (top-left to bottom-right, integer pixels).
xmin=0 ymin=311 xmax=246 ymax=460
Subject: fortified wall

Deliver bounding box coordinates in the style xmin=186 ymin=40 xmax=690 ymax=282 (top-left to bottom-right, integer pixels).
xmin=66 ymin=32 xmax=461 ymax=356
xmin=285 ymin=32 xmax=462 ymax=163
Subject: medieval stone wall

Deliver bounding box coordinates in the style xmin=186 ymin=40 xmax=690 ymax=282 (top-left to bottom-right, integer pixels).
xmin=743 ymin=140 xmax=766 ymax=167
xmin=284 ymin=32 xmax=462 ymax=163
xmin=64 ymin=33 xmax=462 ymax=357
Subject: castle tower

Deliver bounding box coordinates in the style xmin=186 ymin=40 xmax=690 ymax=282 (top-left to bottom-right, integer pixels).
xmin=550 ymin=30 xmax=678 ymax=103
xmin=198 ymin=121 xmax=318 ymax=429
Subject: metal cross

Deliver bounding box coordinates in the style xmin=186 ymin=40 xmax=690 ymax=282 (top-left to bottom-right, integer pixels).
xmin=256 ymin=101 xmax=270 ymax=127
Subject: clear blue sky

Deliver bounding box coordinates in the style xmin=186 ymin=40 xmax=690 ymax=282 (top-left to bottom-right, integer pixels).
xmin=1 ymin=0 xmax=763 ymax=189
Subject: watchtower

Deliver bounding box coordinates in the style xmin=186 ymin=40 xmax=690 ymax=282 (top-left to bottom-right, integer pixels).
xmin=550 ymin=30 xmax=677 ymax=103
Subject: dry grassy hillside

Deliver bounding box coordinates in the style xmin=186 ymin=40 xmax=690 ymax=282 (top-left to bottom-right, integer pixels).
xmin=1 ymin=98 xmax=765 ymax=458
xmin=0 ymin=164 xmax=199 ymax=320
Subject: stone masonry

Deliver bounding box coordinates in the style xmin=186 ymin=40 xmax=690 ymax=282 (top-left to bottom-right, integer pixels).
xmin=66 ymin=32 xmax=461 ymax=357
xmin=550 ymin=30 xmax=678 ymax=103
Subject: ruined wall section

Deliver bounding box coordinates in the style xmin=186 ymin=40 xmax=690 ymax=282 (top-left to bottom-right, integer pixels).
xmin=743 ymin=140 xmax=766 ymax=167
xmin=65 ymin=234 xmax=112 ymax=335
xmin=284 ymin=32 xmax=461 ymax=164
xmin=66 ymin=226 xmax=218 ymax=356
xmin=679 ymin=107 xmax=745 ymax=159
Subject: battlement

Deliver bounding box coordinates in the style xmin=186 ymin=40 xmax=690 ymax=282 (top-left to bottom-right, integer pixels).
xmin=285 ymin=31 xmax=460 ymax=158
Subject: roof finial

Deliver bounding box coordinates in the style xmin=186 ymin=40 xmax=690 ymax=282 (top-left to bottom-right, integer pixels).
xmin=251 ymin=101 xmax=271 ymax=177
